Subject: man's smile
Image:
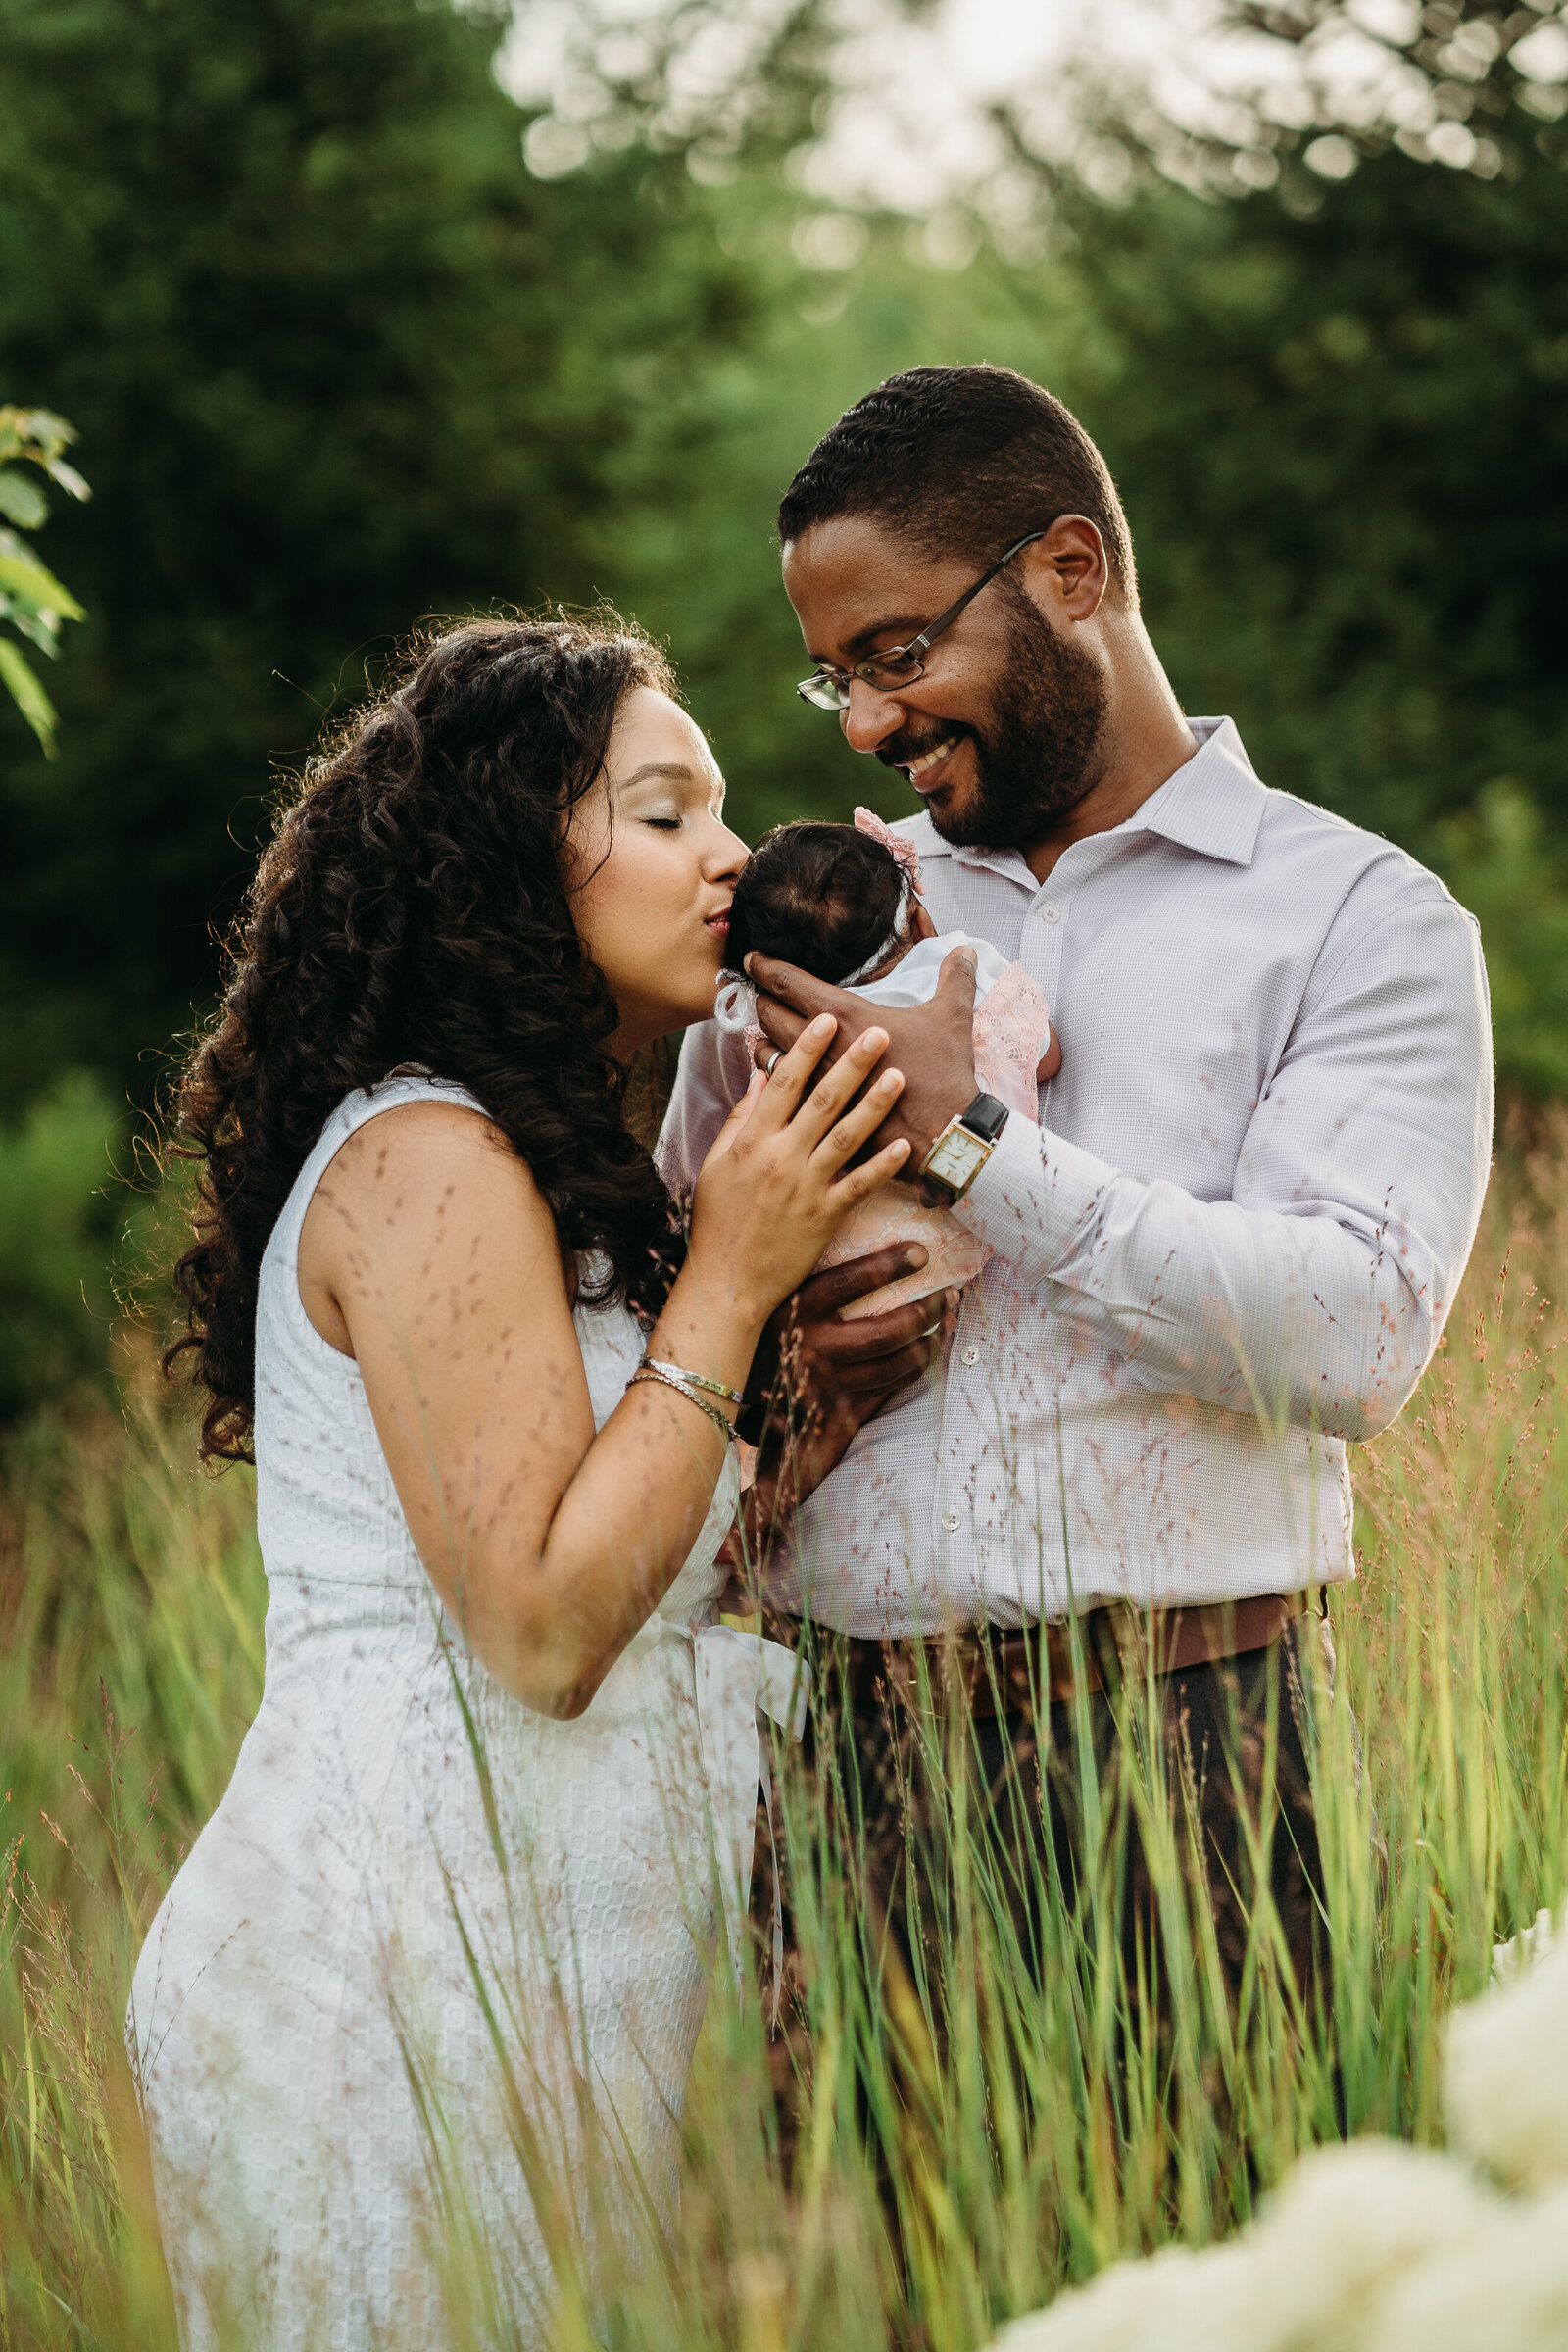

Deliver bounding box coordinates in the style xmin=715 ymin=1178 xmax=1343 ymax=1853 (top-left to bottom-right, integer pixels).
xmin=881 ymin=728 xmax=968 ymax=796
xmin=904 ymin=734 xmax=960 ymax=791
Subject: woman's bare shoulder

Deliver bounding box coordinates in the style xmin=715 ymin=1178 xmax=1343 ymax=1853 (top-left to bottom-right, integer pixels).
xmin=320 ymin=1097 xmax=542 ymax=1207
xmin=301 ymin=1097 xmax=570 ymax=1351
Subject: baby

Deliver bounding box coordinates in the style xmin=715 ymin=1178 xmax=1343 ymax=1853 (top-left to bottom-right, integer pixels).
xmin=715 ymin=808 xmax=1059 ymax=1320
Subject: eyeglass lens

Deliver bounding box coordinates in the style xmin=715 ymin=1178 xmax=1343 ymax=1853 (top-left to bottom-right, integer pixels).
xmin=798 ymin=649 xmax=926 ymax=710
xmin=863 ymin=652 xmax=923 ymax=688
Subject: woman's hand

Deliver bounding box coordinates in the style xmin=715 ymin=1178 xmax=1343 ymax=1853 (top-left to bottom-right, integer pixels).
xmin=686 ymin=1013 xmax=910 ymax=1332
xmin=746 ymin=947 xmax=981 ymax=1166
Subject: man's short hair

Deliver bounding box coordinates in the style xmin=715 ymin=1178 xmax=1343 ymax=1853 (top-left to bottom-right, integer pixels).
xmin=776 ymin=364 xmax=1137 ymax=602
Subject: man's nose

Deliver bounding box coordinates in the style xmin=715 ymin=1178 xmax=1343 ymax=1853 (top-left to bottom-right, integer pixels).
xmin=841 ymin=676 xmax=908 ymax=755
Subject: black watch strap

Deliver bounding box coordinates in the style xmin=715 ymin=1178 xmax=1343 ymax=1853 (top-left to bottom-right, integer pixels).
xmin=958 ymin=1092 xmax=1009 ymax=1145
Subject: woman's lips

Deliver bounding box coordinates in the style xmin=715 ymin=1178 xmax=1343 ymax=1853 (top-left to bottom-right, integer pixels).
xmin=705 ymin=911 xmax=731 ymax=936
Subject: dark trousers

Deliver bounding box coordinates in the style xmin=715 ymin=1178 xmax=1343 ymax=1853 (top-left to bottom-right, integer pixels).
xmin=760 ymin=1616 xmax=1333 ymax=2149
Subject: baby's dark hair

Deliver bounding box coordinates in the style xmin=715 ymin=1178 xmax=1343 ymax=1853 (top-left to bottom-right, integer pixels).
xmin=725 ymin=821 xmax=906 ymax=986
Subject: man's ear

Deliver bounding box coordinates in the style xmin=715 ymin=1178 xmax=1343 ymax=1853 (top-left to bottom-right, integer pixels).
xmin=1023 ymin=515 xmax=1108 ymax=624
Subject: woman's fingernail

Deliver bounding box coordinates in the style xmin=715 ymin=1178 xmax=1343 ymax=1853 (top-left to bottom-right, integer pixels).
xmin=811 ymin=1013 xmax=835 ymax=1037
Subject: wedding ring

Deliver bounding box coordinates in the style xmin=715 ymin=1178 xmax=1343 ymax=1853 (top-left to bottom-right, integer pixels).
xmin=764 ymin=1049 xmax=783 ymax=1077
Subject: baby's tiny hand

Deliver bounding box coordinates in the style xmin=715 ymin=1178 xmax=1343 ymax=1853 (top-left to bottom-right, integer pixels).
xmin=1036 ymin=1023 xmax=1062 ymax=1085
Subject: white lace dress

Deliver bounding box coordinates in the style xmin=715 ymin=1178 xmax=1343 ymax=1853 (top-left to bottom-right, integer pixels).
xmin=128 ymin=1077 xmax=803 ymax=2351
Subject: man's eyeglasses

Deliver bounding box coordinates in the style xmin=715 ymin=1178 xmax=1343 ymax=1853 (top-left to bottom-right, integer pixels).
xmin=795 ymin=530 xmax=1049 ymax=713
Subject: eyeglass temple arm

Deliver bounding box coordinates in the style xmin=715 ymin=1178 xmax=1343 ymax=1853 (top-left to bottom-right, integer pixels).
xmin=901 ymin=530 xmax=1049 ymax=662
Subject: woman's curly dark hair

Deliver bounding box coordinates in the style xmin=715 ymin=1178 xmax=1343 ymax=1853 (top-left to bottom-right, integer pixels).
xmin=166 ymin=612 xmax=685 ymax=1464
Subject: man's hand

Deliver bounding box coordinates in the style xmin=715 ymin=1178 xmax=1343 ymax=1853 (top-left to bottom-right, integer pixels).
xmin=748 ymin=946 xmax=980 ymax=1165
xmin=750 ymin=1245 xmax=957 ymax=1424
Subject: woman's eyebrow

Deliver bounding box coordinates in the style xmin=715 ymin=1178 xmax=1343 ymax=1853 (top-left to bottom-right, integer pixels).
xmin=614 ymin=760 xmax=698 ymax=789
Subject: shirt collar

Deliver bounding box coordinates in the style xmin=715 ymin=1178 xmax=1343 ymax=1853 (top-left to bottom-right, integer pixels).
xmin=1136 ymin=717 xmax=1265 ymax=867
xmin=892 ymin=715 xmax=1266 ymax=881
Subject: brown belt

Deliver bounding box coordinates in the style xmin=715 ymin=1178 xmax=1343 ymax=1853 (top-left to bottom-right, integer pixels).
xmin=773 ymin=1592 xmax=1307 ymax=1722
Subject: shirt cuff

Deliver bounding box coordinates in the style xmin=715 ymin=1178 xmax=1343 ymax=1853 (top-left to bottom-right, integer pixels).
xmin=952 ymin=1112 xmax=1115 ymax=1279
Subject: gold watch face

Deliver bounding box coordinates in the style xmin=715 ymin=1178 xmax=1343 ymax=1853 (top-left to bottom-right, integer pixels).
xmin=924 ymin=1121 xmax=989 ymax=1195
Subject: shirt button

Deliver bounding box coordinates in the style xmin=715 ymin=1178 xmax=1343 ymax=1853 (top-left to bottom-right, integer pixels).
xmin=1040 ymin=903 xmax=1061 ymax=923
xmin=960 ymin=1345 xmax=980 ymax=1366
xmin=941 ymin=1511 xmax=961 ymax=1533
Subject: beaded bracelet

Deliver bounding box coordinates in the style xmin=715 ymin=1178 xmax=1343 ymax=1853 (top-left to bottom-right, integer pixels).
xmin=639 ymin=1355 xmax=744 ymax=1407
xmin=628 ymin=1362 xmax=735 ymax=1446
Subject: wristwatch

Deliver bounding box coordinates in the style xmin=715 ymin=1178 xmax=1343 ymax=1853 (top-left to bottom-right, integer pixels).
xmin=918 ymin=1092 xmax=1009 ymax=1204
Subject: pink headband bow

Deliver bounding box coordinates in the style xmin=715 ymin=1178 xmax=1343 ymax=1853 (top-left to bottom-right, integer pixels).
xmin=854 ymin=807 xmax=925 ymax=894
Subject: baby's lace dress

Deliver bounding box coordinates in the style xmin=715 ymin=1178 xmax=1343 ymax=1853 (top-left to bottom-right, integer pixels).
xmin=128 ymin=1076 xmax=802 ymax=2351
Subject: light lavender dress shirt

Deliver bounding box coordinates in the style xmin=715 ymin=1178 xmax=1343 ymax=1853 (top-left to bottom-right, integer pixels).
xmin=658 ymin=718 xmax=1494 ymax=1638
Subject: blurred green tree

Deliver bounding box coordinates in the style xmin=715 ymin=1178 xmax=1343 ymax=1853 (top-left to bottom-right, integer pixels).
xmin=538 ymin=0 xmax=1568 ymax=1093
xmin=998 ymin=8 xmax=1568 ymax=1089
xmin=3 ymin=0 xmax=1566 ymax=1130
xmin=0 ymin=1073 xmax=122 ymax=1418
xmin=0 ymin=0 xmax=824 ymax=1114
xmin=1048 ymin=137 xmax=1568 ymax=850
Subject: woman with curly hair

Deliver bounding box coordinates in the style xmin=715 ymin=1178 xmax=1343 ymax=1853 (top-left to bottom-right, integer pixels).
xmin=126 ymin=614 xmax=927 ymax=2350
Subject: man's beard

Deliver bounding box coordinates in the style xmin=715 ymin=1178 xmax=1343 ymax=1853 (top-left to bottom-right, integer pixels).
xmin=880 ymin=589 xmax=1109 ymax=850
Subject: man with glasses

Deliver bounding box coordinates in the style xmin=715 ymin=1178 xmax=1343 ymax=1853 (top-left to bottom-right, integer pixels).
xmin=658 ymin=365 xmax=1491 ymax=2057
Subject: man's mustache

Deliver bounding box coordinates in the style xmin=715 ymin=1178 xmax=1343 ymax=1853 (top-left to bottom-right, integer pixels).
xmin=875 ymin=720 xmax=977 ymax=770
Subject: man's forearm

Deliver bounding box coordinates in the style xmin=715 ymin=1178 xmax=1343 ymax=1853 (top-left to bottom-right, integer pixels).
xmin=956 ymin=1117 xmax=1452 ymax=1441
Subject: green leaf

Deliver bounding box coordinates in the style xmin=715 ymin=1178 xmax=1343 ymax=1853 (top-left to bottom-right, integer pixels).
xmin=0 ymin=470 xmax=48 ymax=529
xmin=0 ymin=636 xmax=59 ymax=756
xmin=0 ymin=538 xmax=85 ymax=622
xmin=46 ymin=460 xmax=90 ymax=504
xmin=0 ymin=593 xmax=61 ymax=656
xmin=0 ymin=407 xmax=75 ymax=460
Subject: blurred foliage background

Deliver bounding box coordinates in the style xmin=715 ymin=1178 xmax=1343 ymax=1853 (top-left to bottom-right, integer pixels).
xmin=0 ymin=0 xmax=1565 ymax=1416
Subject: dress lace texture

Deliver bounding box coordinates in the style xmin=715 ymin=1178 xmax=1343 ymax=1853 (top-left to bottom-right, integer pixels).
xmin=127 ymin=1078 xmax=775 ymax=2350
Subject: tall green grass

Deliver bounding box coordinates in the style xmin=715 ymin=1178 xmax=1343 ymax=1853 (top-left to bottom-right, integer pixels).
xmin=3 ymin=1136 xmax=1566 ymax=2350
